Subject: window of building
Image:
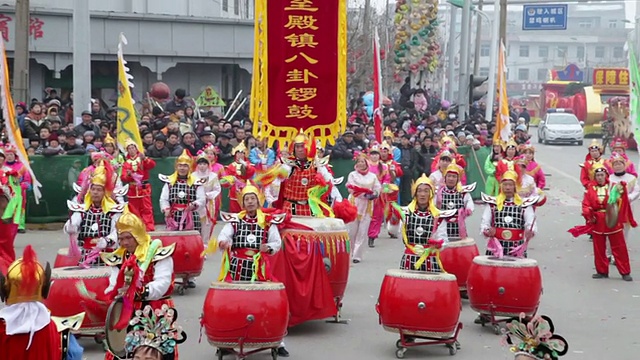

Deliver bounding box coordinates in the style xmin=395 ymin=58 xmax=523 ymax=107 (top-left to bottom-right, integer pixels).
xmin=578 ymin=20 xmax=592 ymax=28
xmin=595 ymin=46 xmax=605 ymax=58
xmin=608 ymin=20 xmax=617 ymax=29
xmin=479 ymin=67 xmax=489 ymax=77
xmin=557 ymin=46 xmax=568 ymax=57
xmin=519 ymin=45 xmax=529 ymax=57
xmin=481 ymin=44 xmax=490 ymax=57
xmin=538 ymin=46 xmax=548 ymax=58
xmin=518 ymin=68 xmax=529 ymax=81
xmin=245 ymin=0 xmax=250 ymax=17
xmin=613 ymin=46 xmax=624 ymax=58
xmin=577 ymin=45 xmax=585 ymax=59
xmin=222 ymin=0 xmax=228 ymax=12
xmin=234 ymin=0 xmax=240 ymax=15
xmin=537 ymin=68 xmax=548 ymax=81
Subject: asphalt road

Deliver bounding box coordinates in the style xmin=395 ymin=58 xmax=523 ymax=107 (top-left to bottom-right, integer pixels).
xmin=11 ymin=131 xmax=640 ymax=359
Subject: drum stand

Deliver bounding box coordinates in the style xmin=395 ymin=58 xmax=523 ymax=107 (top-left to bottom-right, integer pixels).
xmin=215 ymin=315 xmax=284 ymax=360
xmin=74 ymin=330 xmax=107 ymax=351
xmin=394 ymin=322 xmax=463 ymax=358
xmin=325 ymin=297 xmax=349 ymax=324
xmin=476 ymin=304 xmax=540 ymax=335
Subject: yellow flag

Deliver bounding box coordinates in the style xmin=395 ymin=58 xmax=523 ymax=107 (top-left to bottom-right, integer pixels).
xmin=116 ymin=33 xmax=143 ymax=152
xmin=493 ymin=40 xmax=511 ymax=145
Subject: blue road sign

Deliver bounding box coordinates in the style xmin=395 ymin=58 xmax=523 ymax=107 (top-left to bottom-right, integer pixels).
xmin=522 ymin=4 xmax=568 ymax=30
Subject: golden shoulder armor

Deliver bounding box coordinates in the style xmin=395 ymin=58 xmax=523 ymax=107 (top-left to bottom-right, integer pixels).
xmin=67 ymin=200 xmax=84 ymax=212
xmin=481 ymin=192 xmax=497 ymax=204
xmin=158 ymin=174 xmax=171 ymax=183
xmin=51 ymin=313 xmax=85 ymax=332
xmin=152 ymin=243 xmax=176 ymax=262
xmin=100 ymin=252 xmax=123 ymax=266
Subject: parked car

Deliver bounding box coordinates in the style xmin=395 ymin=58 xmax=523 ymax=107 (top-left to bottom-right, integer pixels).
xmin=537 ymin=109 xmax=584 ymax=145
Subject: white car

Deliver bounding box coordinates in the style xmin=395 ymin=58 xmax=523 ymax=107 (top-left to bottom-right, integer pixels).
xmin=537 ymin=111 xmax=584 ymax=145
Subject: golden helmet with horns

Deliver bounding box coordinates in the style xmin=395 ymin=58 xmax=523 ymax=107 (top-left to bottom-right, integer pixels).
xmin=175 ymin=149 xmax=194 ymax=169
xmin=232 ymin=141 xmax=248 ymax=155
xmin=114 ymin=209 xmax=152 ymax=260
xmin=411 ymin=173 xmax=436 ymax=197
xmin=103 ymin=133 xmax=116 ymax=146
xmin=1 ymin=245 xmax=51 ymax=306
xmin=239 ymin=184 xmax=265 ymax=209
xmin=383 ymin=127 xmax=394 ymax=139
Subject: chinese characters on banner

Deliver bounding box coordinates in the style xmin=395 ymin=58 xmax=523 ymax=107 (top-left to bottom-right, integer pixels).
xmin=0 ymin=14 xmax=46 ymax=42
xmin=592 ymin=68 xmax=630 ymax=90
xmin=250 ymin=0 xmax=347 ymax=147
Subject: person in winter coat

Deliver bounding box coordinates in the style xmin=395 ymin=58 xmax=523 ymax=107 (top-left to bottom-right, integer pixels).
xmin=22 ymin=103 xmax=49 ymax=142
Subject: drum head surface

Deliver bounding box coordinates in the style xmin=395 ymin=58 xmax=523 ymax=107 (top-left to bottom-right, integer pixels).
xmin=105 ymin=298 xmax=128 ymax=358
xmin=209 ymin=281 xmax=285 ymax=291
xmin=149 ymin=230 xmax=200 ymax=237
xmin=385 ymin=268 xmax=457 ymax=281
xmin=289 ymin=216 xmax=346 ymax=231
xmin=472 ymin=255 xmax=538 ymax=267
xmin=51 ymin=266 xmax=111 ymax=279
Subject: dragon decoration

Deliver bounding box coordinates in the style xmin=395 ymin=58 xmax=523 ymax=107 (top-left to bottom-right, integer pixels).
xmin=392 ymin=0 xmax=441 ymax=80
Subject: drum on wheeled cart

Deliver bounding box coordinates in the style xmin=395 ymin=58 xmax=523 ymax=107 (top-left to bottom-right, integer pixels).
xmin=149 ymin=230 xmax=204 ymax=295
xmin=438 ymin=238 xmax=479 ymax=293
xmin=467 ymin=255 xmax=543 ymax=334
xmin=376 ymin=269 xmax=463 ymax=358
xmin=53 ymin=248 xmax=81 ymax=268
xmin=201 ymin=281 xmax=289 ymax=360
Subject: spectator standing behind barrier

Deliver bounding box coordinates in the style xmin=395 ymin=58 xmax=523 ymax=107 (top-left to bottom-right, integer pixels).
xmin=146 ymin=134 xmax=171 ymax=158
xmin=216 ymin=133 xmax=234 ymax=165
xmin=62 ymin=132 xmax=86 ymax=155
xmin=331 ymin=131 xmax=358 ymax=160
xmin=74 ymin=111 xmax=100 ymax=136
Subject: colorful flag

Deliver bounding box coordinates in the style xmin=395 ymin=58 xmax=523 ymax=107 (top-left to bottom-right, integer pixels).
xmin=628 ymin=42 xmax=640 ymax=143
xmin=116 ymin=33 xmax=143 ymax=152
xmin=494 ymin=40 xmax=511 ymax=144
xmin=373 ymin=28 xmax=383 ymax=144
xmin=0 ymin=39 xmax=42 ymax=203
xmin=195 ymin=86 xmax=226 ymax=107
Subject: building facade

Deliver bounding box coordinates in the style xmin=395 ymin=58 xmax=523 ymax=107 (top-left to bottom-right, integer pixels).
xmin=1 ymin=0 xmax=254 ymax=105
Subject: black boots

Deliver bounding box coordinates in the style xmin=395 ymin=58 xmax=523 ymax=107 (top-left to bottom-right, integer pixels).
xmin=368 ymin=237 xmax=375 ymax=248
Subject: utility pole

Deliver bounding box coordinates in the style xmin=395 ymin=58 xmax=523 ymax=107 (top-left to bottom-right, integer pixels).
xmin=457 ymin=0 xmax=471 ymax=121
xmin=73 ymin=0 xmax=91 ymax=123
xmin=12 ymin=0 xmax=29 ymax=103
xmin=446 ymin=5 xmax=458 ymax=102
xmin=485 ymin=0 xmax=500 ymax=123
xmin=473 ymin=0 xmax=484 ymax=75
xmin=499 ymin=0 xmax=507 ymax=45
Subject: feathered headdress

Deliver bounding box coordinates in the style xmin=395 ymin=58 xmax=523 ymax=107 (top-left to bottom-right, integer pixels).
xmin=503 ymin=314 xmax=568 ymax=360
xmin=124 ymin=304 xmax=186 ymax=356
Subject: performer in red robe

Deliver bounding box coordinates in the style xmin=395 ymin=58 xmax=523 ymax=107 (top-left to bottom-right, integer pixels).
xmin=0 ymin=148 xmax=21 ymax=273
xmin=0 ymin=245 xmax=85 ymax=360
xmin=223 ymin=142 xmax=256 ymax=213
xmin=121 ymin=140 xmax=156 ymax=231
xmin=579 ymin=140 xmax=605 ymax=189
xmin=100 ymin=210 xmax=177 ymax=360
xmin=380 ymin=141 xmax=403 ymax=238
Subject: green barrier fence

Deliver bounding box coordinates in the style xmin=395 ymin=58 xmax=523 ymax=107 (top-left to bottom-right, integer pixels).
xmin=25 ymin=150 xmax=487 ymax=223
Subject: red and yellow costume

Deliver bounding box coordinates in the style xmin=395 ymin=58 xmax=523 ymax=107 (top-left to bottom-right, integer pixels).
xmin=0 ymin=156 xmax=21 ymax=273
xmin=572 ymin=163 xmax=635 ymax=278
xmin=101 ymin=211 xmax=177 ymax=360
xmin=579 ymin=140 xmax=605 ymax=189
xmin=380 ymin=141 xmax=403 ymax=236
xmin=121 ymin=141 xmax=156 ymax=231
xmin=3 ymin=145 xmax=31 ymax=232
xmin=223 ymin=142 xmax=256 ymax=213
xmin=495 ymin=140 xmax=519 ymax=182
xmin=0 ymin=245 xmax=85 ymax=360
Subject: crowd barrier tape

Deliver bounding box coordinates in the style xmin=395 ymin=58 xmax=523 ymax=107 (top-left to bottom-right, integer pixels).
xmin=24 ymin=146 xmax=488 ymax=223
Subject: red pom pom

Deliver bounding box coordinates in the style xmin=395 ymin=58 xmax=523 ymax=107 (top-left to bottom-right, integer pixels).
xmin=315 ymin=172 xmax=328 ymax=187
xmin=332 ymin=199 xmax=358 ymax=224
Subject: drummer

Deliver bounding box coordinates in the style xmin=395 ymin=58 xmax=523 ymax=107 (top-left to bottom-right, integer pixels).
xmin=0 ymin=245 xmax=85 ymax=359
xmin=503 ymin=315 xmax=568 ymax=360
xmin=64 ymin=161 xmax=126 ymax=265
xmin=100 ymin=211 xmax=177 ymax=360
xmin=398 ymin=174 xmax=456 ymax=273
xmin=122 ymin=305 xmax=186 ymax=360
xmin=436 ymin=164 xmax=475 ymax=241
xmin=212 ymin=183 xmax=289 ymax=357
xmin=480 ymin=170 xmax=538 ymax=258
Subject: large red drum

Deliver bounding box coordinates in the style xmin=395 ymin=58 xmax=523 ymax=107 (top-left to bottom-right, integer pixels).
xmin=271 ymin=216 xmax=350 ymax=325
xmin=150 ymin=230 xmax=204 ymax=278
xmin=467 ymin=256 xmax=543 ymax=317
xmin=376 ymin=269 xmax=461 ymax=338
xmin=53 ymin=248 xmax=81 ymax=268
xmin=439 ymin=238 xmax=479 ymax=291
xmin=202 ymin=282 xmax=289 ymax=349
xmin=42 ymin=266 xmax=111 ymax=334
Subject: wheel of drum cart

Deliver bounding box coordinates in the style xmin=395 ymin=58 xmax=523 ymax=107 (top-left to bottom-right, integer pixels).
xmin=493 ymin=324 xmax=501 ymax=335
xmin=449 ymin=345 xmax=457 ymax=356
xmin=395 ymin=348 xmax=406 ymax=359
xmin=395 ymin=339 xmax=403 ymax=349
xmin=271 ymin=348 xmax=279 ymax=360
xmin=455 ymin=340 xmax=461 ymax=350
xmin=94 ymin=333 xmax=105 ymax=345
xmin=177 ymin=286 xmax=185 ymax=296
xmin=217 ymin=350 xmax=223 ymax=360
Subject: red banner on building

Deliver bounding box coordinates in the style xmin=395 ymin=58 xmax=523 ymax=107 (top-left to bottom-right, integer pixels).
xmin=250 ymin=0 xmax=347 ymax=146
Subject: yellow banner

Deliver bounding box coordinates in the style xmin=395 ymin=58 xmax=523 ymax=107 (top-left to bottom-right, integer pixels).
xmin=494 ymin=41 xmax=511 ymax=145
xmin=116 ymin=33 xmax=144 ymax=152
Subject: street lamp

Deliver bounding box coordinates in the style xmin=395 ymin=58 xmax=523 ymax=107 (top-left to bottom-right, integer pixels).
xmin=570 ymin=36 xmax=588 ymax=81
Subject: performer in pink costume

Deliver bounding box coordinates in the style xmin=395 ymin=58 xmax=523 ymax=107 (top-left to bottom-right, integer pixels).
xmin=607 ymin=138 xmax=637 ymax=177
xmin=520 ymin=143 xmax=546 ymax=190
xmin=3 ymin=145 xmax=31 ymax=233
xmin=366 ymin=144 xmax=391 ymax=248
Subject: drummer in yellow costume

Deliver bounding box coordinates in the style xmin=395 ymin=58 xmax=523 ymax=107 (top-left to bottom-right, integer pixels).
xmin=101 ymin=211 xmax=177 ymax=360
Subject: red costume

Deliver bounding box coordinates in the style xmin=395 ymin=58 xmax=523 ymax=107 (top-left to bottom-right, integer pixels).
xmin=223 ymin=142 xmax=256 ymax=213
xmin=121 ymin=142 xmax=156 ymax=231
xmin=0 ymin=165 xmax=20 ymax=273
xmin=579 ymin=140 xmax=605 ymax=189
xmin=577 ymin=164 xmax=634 ymax=279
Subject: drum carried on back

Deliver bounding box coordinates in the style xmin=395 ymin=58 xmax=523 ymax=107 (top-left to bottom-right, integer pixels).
xmin=376 ymin=269 xmax=463 ymax=357
xmin=467 ymin=255 xmax=543 ymax=333
xmin=42 ymin=266 xmax=111 ymax=344
xmin=438 ymin=238 xmax=479 ymax=292
xmin=201 ymin=281 xmax=289 ymax=359
xmin=150 ymin=230 xmax=204 ymax=295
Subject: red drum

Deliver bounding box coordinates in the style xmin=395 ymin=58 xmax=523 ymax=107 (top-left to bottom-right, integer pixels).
xmin=439 ymin=238 xmax=480 ymax=291
xmin=202 ymin=282 xmax=289 ymax=349
xmin=271 ymin=216 xmax=350 ymax=325
xmin=467 ymin=256 xmax=543 ymax=317
xmin=42 ymin=266 xmax=111 ymax=334
xmin=150 ymin=230 xmax=204 ymax=278
xmin=53 ymin=248 xmax=81 ymax=268
xmin=376 ymin=269 xmax=461 ymax=338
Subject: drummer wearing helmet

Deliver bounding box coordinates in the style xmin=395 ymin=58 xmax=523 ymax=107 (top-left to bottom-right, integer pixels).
xmin=0 ymin=245 xmax=85 ymax=359
xmin=100 ymin=211 xmax=178 ymax=360
xmin=210 ymin=184 xmax=289 ymax=357
xmin=222 ymin=141 xmax=256 ymax=213
xmin=579 ymin=140 xmax=605 ymax=189
xmin=435 ymin=164 xmax=475 ymax=242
